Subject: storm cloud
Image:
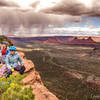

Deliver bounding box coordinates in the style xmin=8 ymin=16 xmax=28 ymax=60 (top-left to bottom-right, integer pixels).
xmin=0 ymin=0 xmax=99 ymax=36
xmin=41 ymin=0 xmax=100 ymax=17
xmin=40 ymin=0 xmax=89 ymax=16
xmin=0 ymin=8 xmax=81 ymax=35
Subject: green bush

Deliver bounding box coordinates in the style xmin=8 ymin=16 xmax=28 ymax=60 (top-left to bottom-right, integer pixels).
xmin=0 ymin=74 xmax=35 ymax=100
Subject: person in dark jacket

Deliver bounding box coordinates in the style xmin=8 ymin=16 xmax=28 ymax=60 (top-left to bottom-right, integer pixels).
xmin=5 ymin=46 xmax=26 ymax=77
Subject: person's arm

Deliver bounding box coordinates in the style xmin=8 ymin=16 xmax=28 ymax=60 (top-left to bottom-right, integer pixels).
xmin=18 ymin=54 xmax=24 ymax=65
xmin=0 ymin=48 xmax=2 ymax=56
xmin=0 ymin=50 xmax=1 ymax=56
xmin=5 ymin=49 xmax=10 ymax=56
xmin=6 ymin=55 xmax=12 ymax=69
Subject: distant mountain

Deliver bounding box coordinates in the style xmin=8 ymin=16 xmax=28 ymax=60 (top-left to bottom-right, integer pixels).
xmin=66 ymin=37 xmax=97 ymax=46
xmin=9 ymin=36 xmax=100 ymax=46
xmin=9 ymin=36 xmax=73 ymax=44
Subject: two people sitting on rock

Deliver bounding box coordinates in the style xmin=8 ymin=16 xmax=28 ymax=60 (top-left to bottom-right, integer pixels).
xmin=0 ymin=41 xmax=9 ymax=64
xmin=5 ymin=46 xmax=26 ymax=77
xmin=0 ymin=42 xmax=26 ymax=77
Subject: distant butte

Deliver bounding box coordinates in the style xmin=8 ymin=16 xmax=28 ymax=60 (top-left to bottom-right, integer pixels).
xmin=9 ymin=36 xmax=100 ymax=46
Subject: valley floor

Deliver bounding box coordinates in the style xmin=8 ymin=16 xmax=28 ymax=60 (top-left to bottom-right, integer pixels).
xmin=15 ymin=43 xmax=100 ymax=100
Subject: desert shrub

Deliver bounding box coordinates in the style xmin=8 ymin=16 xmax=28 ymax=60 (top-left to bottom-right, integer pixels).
xmin=0 ymin=74 xmax=35 ymax=100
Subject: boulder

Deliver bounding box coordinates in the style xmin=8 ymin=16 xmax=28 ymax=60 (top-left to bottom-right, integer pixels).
xmin=18 ymin=51 xmax=35 ymax=72
xmin=32 ymin=83 xmax=59 ymax=100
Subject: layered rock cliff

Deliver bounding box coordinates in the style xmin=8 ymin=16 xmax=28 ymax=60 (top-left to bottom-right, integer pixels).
xmin=18 ymin=51 xmax=59 ymax=100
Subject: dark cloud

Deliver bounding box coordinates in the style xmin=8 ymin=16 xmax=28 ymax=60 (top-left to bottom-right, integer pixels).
xmin=88 ymin=0 xmax=100 ymax=17
xmin=40 ymin=0 xmax=90 ymax=16
xmin=0 ymin=0 xmax=19 ymax=7
xmin=40 ymin=0 xmax=100 ymax=18
xmin=0 ymin=8 xmax=81 ymax=35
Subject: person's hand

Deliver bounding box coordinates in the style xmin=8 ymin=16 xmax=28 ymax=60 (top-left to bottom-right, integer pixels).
xmin=11 ymin=68 xmax=14 ymax=72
